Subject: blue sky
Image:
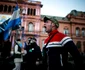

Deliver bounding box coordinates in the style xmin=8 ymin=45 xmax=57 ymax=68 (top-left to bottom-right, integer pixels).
xmin=35 ymin=0 xmax=85 ymax=17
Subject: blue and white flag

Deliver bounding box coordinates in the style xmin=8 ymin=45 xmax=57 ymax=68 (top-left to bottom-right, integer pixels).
xmin=4 ymin=29 xmax=11 ymax=41
xmin=4 ymin=4 xmax=21 ymax=40
xmin=5 ymin=5 xmax=21 ymax=31
xmin=0 ymin=19 xmax=10 ymax=33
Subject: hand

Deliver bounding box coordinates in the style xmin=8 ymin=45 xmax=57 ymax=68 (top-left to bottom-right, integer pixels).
xmin=22 ymin=50 xmax=27 ymax=56
xmin=10 ymin=51 xmax=14 ymax=55
xmin=36 ymin=61 xmax=40 ymax=65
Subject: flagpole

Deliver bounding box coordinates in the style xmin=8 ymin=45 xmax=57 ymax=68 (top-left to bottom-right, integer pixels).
xmin=11 ymin=31 xmax=15 ymax=52
xmin=15 ymin=0 xmax=24 ymax=49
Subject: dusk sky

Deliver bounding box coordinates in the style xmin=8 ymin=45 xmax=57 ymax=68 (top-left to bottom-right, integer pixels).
xmin=35 ymin=0 xmax=85 ymax=17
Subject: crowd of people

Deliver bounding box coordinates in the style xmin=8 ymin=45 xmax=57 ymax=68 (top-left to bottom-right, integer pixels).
xmin=0 ymin=16 xmax=84 ymax=70
xmin=0 ymin=37 xmax=42 ymax=70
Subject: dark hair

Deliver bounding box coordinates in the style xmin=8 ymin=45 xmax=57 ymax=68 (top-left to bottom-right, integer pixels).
xmin=32 ymin=37 xmax=37 ymax=41
xmin=16 ymin=39 xmax=21 ymax=41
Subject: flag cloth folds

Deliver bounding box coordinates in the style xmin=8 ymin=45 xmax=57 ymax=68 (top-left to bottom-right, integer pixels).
xmin=0 ymin=19 xmax=10 ymax=40
xmin=4 ymin=29 xmax=11 ymax=41
xmin=4 ymin=4 xmax=21 ymax=40
xmin=5 ymin=4 xmax=21 ymax=31
xmin=0 ymin=18 xmax=10 ymax=33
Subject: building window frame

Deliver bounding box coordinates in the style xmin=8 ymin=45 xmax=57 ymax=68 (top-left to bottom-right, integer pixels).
xmin=75 ymin=27 xmax=80 ymax=37
xmin=82 ymin=28 xmax=85 ymax=37
xmin=42 ymin=26 xmax=46 ymax=33
xmin=28 ymin=22 xmax=34 ymax=32
xmin=76 ymin=41 xmax=81 ymax=52
xmin=63 ymin=27 xmax=69 ymax=35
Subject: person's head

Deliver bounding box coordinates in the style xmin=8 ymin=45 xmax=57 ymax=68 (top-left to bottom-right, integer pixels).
xmin=31 ymin=37 xmax=37 ymax=43
xmin=27 ymin=37 xmax=32 ymax=45
xmin=17 ymin=38 xmax=21 ymax=41
xmin=44 ymin=16 xmax=59 ymax=33
xmin=16 ymin=38 xmax=21 ymax=44
xmin=16 ymin=38 xmax=21 ymax=41
xmin=27 ymin=37 xmax=37 ymax=45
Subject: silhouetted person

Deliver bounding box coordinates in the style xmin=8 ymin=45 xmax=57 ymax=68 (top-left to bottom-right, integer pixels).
xmin=25 ymin=37 xmax=42 ymax=70
xmin=0 ymin=40 xmax=12 ymax=70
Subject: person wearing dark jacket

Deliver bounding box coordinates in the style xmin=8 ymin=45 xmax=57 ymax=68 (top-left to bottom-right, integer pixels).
xmin=25 ymin=37 xmax=42 ymax=70
xmin=42 ymin=16 xmax=83 ymax=70
xmin=0 ymin=40 xmax=12 ymax=70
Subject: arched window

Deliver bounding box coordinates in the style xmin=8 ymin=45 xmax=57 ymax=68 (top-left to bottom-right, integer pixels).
xmin=63 ymin=27 xmax=69 ymax=35
xmin=0 ymin=5 xmax=3 ymax=12
xmin=33 ymin=9 xmax=36 ymax=16
xmin=30 ymin=8 xmax=33 ymax=15
xmin=76 ymin=27 xmax=80 ymax=36
xmin=4 ymin=5 xmax=8 ymax=12
xmin=8 ymin=5 xmax=12 ymax=12
xmin=82 ymin=28 xmax=85 ymax=37
xmin=27 ymin=8 xmax=30 ymax=15
xmin=28 ymin=22 xmax=34 ymax=32
xmin=42 ymin=27 xmax=46 ymax=33
xmin=22 ymin=8 xmax=26 ymax=15
xmin=76 ymin=41 xmax=81 ymax=52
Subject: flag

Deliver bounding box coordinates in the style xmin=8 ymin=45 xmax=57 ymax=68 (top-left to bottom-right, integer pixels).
xmin=0 ymin=18 xmax=10 ymax=33
xmin=5 ymin=4 xmax=21 ymax=31
xmin=4 ymin=4 xmax=21 ymax=41
xmin=0 ymin=19 xmax=10 ymax=40
xmin=4 ymin=29 xmax=11 ymax=41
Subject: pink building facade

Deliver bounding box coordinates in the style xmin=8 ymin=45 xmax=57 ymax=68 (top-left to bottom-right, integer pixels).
xmin=0 ymin=0 xmax=85 ymax=53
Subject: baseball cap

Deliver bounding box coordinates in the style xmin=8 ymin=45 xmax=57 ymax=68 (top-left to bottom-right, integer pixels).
xmin=44 ymin=16 xmax=59 ymax=28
